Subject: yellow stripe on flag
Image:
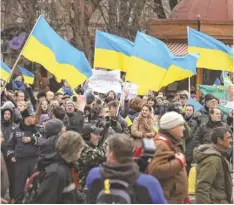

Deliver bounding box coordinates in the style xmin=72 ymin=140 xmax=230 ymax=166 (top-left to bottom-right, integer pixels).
xmin=125 ymin=116 xmax=133 ymax=127
xmin=188 ymin=46 xmax=233 ymax=72
xmin=94 ymin=48 xmax=130 ymax=72
xmin=22 ymin=36 xmax=87 ymax=88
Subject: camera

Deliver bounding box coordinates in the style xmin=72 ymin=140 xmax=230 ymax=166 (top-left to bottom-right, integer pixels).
xmin=134 ymin=138 xmax=156 ymax=173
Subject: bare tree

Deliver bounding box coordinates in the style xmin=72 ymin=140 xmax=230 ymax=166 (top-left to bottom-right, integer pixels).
xmin=1 ymin=0 xmax=180 ymax=63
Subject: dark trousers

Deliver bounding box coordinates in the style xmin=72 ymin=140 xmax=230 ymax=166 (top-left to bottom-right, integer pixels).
xmin=14 ymin=157 xmax=37 ymax=203
xmin=5 ymin=157 xmax=15 ymax=199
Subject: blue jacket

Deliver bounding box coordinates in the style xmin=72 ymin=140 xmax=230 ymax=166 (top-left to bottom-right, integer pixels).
xmin=86 ymin=166 xmax=167 ymax=204
xmin=12 ymin=80 xmax=26 ymax=90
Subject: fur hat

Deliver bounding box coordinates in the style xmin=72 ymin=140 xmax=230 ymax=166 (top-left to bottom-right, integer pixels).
xmin=56 ymin=131 xmax=85 ymax=163
xmin=159 ymin=111 xmax=185 ymax=130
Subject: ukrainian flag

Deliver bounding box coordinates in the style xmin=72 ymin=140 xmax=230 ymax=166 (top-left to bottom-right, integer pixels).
xmin=159 ymin=54 xmax=198 ymax=89
xmin=125 ymin=32 xmax=170 ymax=91
xmin=94 ymin=31 xmax=134 ymax=72
xmin=18 ymin=66 xmax=35 ymax=85
xmin=126 ymin=32 xmax=198 ymax=91
xmin=22 ymin=16 xmax=92 ymax=88
xmin=188 ymin=27 xmax=233 ymax=72
xmin=1 ymin=61 xmax=12 ymax=81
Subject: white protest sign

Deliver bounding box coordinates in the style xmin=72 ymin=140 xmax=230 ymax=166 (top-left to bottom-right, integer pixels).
xmin=88 ymin=69 xmax=122 ymax=94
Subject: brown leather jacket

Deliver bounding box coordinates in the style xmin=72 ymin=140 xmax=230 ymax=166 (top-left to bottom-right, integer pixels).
xmin=148 ymin=132 xmax=188 ymax=204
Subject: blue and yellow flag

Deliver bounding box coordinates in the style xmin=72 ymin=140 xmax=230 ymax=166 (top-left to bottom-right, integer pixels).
xmin=188 ymin=27 xmax=233 ymax=72
xmin=159 ymin=54 xmax=198 ymax=88
xmin=94 ymin=31 xmax=134 ymax=72
xmin=22 ymin=16 xmax=92 ymax=88
xmin=126 ymin=32 xmax=198 ymax=91
xmin=1 ymin=61 xmax=12 ymax=81
xmin=18 ymin=66 xmax=34 ymax=85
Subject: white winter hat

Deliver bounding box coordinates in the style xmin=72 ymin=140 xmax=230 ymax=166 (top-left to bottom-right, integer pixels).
xmin=159 ymin=111 xmax=185 ymax=130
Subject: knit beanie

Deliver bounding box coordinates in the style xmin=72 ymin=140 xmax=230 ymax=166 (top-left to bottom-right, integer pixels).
xmin=159 ymin=111 xmax=185 ymax=130
xmin=39 ymin=114 xmax=50 ymax=125
xmin=44 ymin=118 xmax=64 ymax=137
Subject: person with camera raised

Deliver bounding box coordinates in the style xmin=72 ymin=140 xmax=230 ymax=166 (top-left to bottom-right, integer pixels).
xmin=148 ymin=111 xmax=188 ymax=204
xmin=106 ymin=101 xmax=129 ymax=134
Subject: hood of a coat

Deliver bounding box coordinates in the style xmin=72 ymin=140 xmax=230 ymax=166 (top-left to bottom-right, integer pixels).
xmin=101 ymin=162 xmax=140 ymax=185
xmin=193 ymin=144 xmax=223 ymax=163
xmin=1 ymin=106 xmax=14 ymax=124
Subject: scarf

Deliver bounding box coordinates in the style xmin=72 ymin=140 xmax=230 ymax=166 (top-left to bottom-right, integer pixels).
xmin=138 ymin=113 xmax=154 ymax=132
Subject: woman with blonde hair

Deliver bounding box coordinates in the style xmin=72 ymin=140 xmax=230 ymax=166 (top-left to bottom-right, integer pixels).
xmin=131 ymin=104 xmax=156 ymax=148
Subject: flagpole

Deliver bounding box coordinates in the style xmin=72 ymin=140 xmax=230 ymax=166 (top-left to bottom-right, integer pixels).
xmin=188 ymin=77 xmax=191 ymax=98
xmin=3 ymin=15 xmax=43 ymax=88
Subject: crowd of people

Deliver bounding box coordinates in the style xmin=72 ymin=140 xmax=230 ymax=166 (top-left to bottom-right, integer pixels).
xmin=0 ymin=74 xmax=233 ymax=204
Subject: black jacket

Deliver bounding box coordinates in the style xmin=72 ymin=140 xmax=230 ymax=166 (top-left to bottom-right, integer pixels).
xmin=1 ymin=107 xmax=17 ymax=155
xmin=63 ymin=110 xmax=84 ymax=133
xmin=85 ymin=162 xmax=167 ymax=204
xmin=193 ymin=120 xmax=230 ymax=147
xmin=184 ymin=115 xmax=198 ymax=163
xmin=33 ymin=160 xmax=84 ymax=204
xmin=37 ymin=135 xmax=59 ymax=171
xmin=7 ymin=122 xmax=40 ymax=159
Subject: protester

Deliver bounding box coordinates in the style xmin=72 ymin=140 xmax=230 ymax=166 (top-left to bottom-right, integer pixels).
xmin=131 ymin=104 xmax=156 ymax=148
xmin=183 ymin=104 xmax=198 ymax=174
xmin=1 ymin=104 xmax=17 ymax=200
xmin=58 ymin=80 xmax=75 ymax=97
xmin=55 ymin=92 xmax=63 ymax=106
xmin=7 ymin=109 xmax=41 ymax=203
xmin=12 ymin=74 xmax=26 ymax=91
xmin=148 ymin=111 xmax=188 ymax=204
xmin=107 ymin=101 xmax=129 ymax=134
xmin=39 ymin=114 xmax=50 ymax=126
xmin=147 ymin=96 xmax=156 ymax=112
xmin=50 ymin=99 xmax=60 ymax=109
xmin=36 ymin=91 xmax=47 ymax=103
xmin=36 ymin=99 xmax=51 ymax=124
xmin=105 ymin=90 xmax=116 ymax=104
xmin=77 ymin=124 xmax=106 ymax=189
xmin=46 ymin=90 xmax=55 ymax=103
xmin=121 ymin=96 xmax=142 ymax=122
xmin=32 ymin=131 xmax=85 ymax=204
xmin=37 ymin=118 xmax=66 ymax=171
xmin=52 ymin=106 xmax=66 ymax=121
xmin=64 ymin=100 xmax=84 ymax=133
xmin=227 ymin=109 xmax=233 ymax=132
xmin=15 ymin=90 xmax=25 ymax=102
xmin=1 ymin=133 xmax=10 ymax=204
xmin=155 ymin=95 xmax=166 ymax=116
xmin=194 ymin=93 xmax=219 ymax=126
xmin=86 ymin=134 xmax=167 ymax=204
xmin=193 ymin=107 xmax=230 ymax=147
xmin=194 ymin=127 xmax=232 ymax=204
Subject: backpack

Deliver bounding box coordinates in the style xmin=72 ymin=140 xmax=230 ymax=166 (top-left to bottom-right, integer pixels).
xmin=96 ymin=179 xmax=135 ymax=204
